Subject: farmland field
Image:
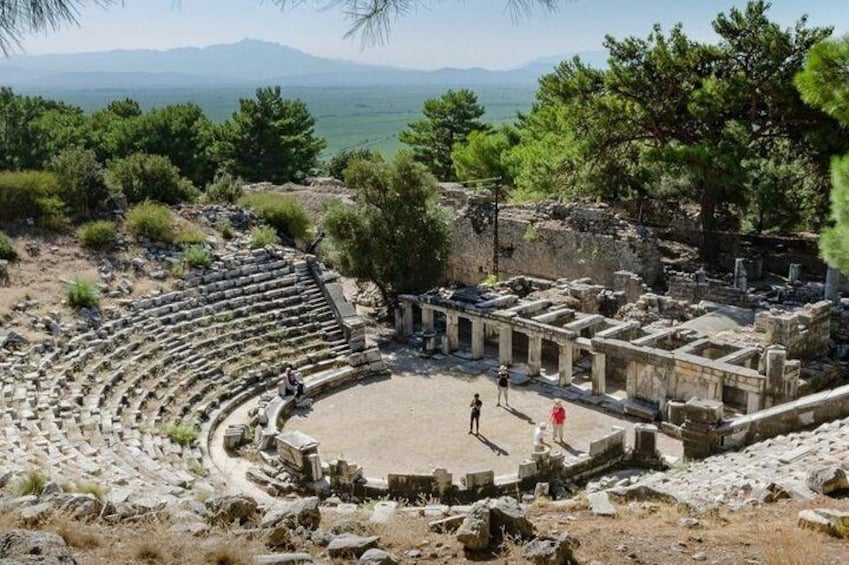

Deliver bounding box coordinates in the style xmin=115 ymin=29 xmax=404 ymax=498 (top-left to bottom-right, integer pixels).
xmin=22 ymin=84 xmax=537 ymax=157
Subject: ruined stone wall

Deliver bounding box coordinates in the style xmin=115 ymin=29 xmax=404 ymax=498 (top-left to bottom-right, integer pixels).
xmin=447 ymin=203 xmax=664 ymax=288
xmin=667 ymin=279 xmax=759 ymax=308
xmin=754 ymin=301 xmax=832 ymax=359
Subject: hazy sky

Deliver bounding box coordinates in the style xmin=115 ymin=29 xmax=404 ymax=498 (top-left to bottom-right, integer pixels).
xmin=16 ymin=0 xmax=849 ymax=69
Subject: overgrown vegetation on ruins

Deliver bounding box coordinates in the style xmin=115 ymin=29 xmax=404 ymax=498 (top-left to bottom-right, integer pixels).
xmin=323 ymin=152 xmax=451 ymax=306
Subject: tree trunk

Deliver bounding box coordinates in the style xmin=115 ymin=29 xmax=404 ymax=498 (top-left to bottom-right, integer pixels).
xmin=700 ymin=187 xmax=719 ymax=264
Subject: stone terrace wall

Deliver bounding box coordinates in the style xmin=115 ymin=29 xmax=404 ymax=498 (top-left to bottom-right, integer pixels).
xmin=446 ymin=200 xmax=664 ymax=287
xmin=680 ymin=383 xmax=849 ymax=458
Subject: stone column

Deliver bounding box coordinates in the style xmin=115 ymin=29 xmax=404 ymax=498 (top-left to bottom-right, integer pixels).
xmin=558 ymin=341 xmax=573 ymax=386
xmin=764 ymin=345 xmax=787 ymax=407
xmin=681 ymin=399 xmax=724 ymax=460
xmin=527 ymin=334 xmax=542 ymax=377
xmin=591 ymin=353 xmax=606 ymax=395
xmin=498 ymin=324 xmax=513 ymax=366
xmin=825 ymin=266 xmax=841 ymax=304
xmin=734 ymin=258 xmax=748 ymax=290
xmin=471 ymin=318 xmax=485 ymax=360
xmin=395 ymin=302 xmax=413 ymax=339
xmin=445 ymin=312 xmax=459 ymax=353
xmin=788 ymin=264 xmax=802 ymax=284
xmin=633 ymin=423 xmax=658 ymax=459
xmin=625 ymin=361 xmax=638 ymax=399
xmin=746 ymin=391 xmax=762 ymax=413
xmin=421 ymin=307 xmax=434 ymax=332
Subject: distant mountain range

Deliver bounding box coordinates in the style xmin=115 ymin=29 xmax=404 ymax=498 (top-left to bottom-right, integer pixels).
xmin=0 ymin=38 xmax=607 ymax=89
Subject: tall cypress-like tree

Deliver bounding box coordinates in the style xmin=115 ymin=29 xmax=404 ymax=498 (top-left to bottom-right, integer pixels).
xmin=400 ymin=89 xmax=488 ymax=181
xmin=214 ymin=86 xmax=325 ymax=184
xmin=797 ymin=37 xmax=849 ymax=273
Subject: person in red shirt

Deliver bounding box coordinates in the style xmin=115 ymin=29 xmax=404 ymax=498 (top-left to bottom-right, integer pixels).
xmin=549 ymin=400 xmax=566 ymax=443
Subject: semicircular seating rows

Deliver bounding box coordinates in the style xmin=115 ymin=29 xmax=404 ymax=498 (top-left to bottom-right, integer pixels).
xmin=0 ymin=247 xmax=353 ymax=498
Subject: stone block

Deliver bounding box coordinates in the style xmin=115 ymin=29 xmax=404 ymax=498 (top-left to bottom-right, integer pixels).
xmin=684 ymin=398 xmax=723 ymax=425
xmin=518 ymin=460 xmax=538 ymax=480
xmin=633 ymin=424 xmax=657 ymax=456
xmin=463 ymin=470 xmax=495 ymax=489
xmin=588 ymin=426 xmax=625 ymax=457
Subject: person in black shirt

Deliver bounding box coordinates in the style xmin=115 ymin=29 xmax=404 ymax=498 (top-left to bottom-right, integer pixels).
xmin=469 ymin=393 xmax=482 ymax=435
xmin=496 ymin=365 xmax=509 ymax=407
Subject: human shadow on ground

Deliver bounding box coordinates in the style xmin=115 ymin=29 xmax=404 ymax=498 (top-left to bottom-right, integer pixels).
xmin=503 ymin=404 xmax=535 ymax=425
xmin=475 ymin=433 xmax=509 ymax=456
xmin=556 ymin=440 xmax=582 ymax=456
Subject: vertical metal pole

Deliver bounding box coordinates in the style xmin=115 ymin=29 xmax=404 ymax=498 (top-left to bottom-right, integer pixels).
xmin=492 ymin=182 xmax=499 ymax=279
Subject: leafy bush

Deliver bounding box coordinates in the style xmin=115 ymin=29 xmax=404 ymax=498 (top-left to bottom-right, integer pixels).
xmin=249 ymin=225 xmax=278 ymax=249
xmin=126 ymin=202 xmax=175 ymax=243
xmin=49 ymin=147 xmax=111 ymax=218
xmin=204 ymin=171 xmax=244 ymax=204
xmin=217 ymin=218 xmax=235 ymax=240
xmin=176 ymin=223 xmax=206 ymax=246
xmin=182 ymin=245 xmax=212 ymax=269
xmin=327 ymin=147 xmax=381 ymax=180
xmin=238 ymin=192 xmax=310 ymax=240
xmin=108 ymin=152 xmax=198 ymax=205
xmin=67 ymin=278 xmax=100 ymax=309
xmin=77 ymin=220 xmax=118 ymax=250
xmin=0 ymin=170 xmax=67 ymax=228
xmin=14 ymin=469 xmax=47 ymax=496
xmin=165 ymin=421 xmax=198 ymax=446
xmin=0 ymin=231 xmax=17 ymax=261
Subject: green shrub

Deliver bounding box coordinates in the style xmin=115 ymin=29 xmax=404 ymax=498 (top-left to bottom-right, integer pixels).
xmin=182 ymin=245 xmax=212 ymax=269
xmin=204 ymin=171 xmax=244 ymax=204
xmin=0 ymin=231 xmax=17 ymax=261
xmin=165 ymin=421 xmax=198 ymax=446
xmin=176 ymin=224 xmax=206 ymax=246
xmin=77 ymin=220 xmax=118 ymax=250
xmin=126 ymin=202 xmax=175 ymax=243
xmin=249 ymin=225 xmax=278 ymax=249
xmin=74 ymin=481 xmax=109 ymax=501
xmin=217 ymin=218 xmax=235 ymax=240
xmin=67 ymin=278 xmax=100 ymax=309
xmin=238 ymin=192 xmax=310 ymax=240
xmin=14 ymin=469 xmax=47 ymax=496
xmin=49 ymin=147 xmax=111 ymax=218
xmin=0 ymin=170 xmax=67 ymax=228
xmin=109 ymin=152 xmax=198 ymax=205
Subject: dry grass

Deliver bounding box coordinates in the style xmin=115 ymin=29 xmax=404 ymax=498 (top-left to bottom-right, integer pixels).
xmin=759 ymin=524 xmax=826 ymax=565
xmin=49 ymin=513 xmax=102 ymax=550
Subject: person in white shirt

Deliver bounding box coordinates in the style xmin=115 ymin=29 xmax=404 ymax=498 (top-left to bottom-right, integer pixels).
xmin=533 ymin=422 xmax=549 ymax=451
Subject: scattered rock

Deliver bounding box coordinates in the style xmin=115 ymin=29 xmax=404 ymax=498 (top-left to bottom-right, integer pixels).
xmin=798 ymin=508 xmax=849 ymax=538
xmin=521 ymin=534 xmax=581 ymax=565
xmin=806 ymin=467 xmax=849 ymax=496
xmin=489 ymin=497 xmax=535 ymax=540
xmin=358 ymin=548 xmax=398 ymax=565
xmin=261 ymin=497 xmax=321 ymax=531
xmin=692 ymin=551 xmax=707 ymax=561
xmin=606 ymin=484 xmax=674 ymax=504
xmin=0 ymin=529 xmax=78 ymax=564
xmin=677 ymin=518 xmax=700 ymax=529
xmin=19 ymin=502 xmax=53 ymax=525
xmin=587 ymin=492 xmax=617 ymax=517
xmin=326 ymin=534 xmax=380 ymax=559
xmin=534 ymin=482 xmax=550 ymax=499
xmin=456 ymin=502 xmax=491 ymax=551
xmin=429 ymin=514 xmax=466 ymax=533
xmin=753 ymin=482 xmax=791 ymax=503
xmin=206 ymin=495 xmax=258 ymax=526
xmin=253 ymin=553 xmax=313 ymax=564
xmin=369 ymin=500 xmax=397 ymax=524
